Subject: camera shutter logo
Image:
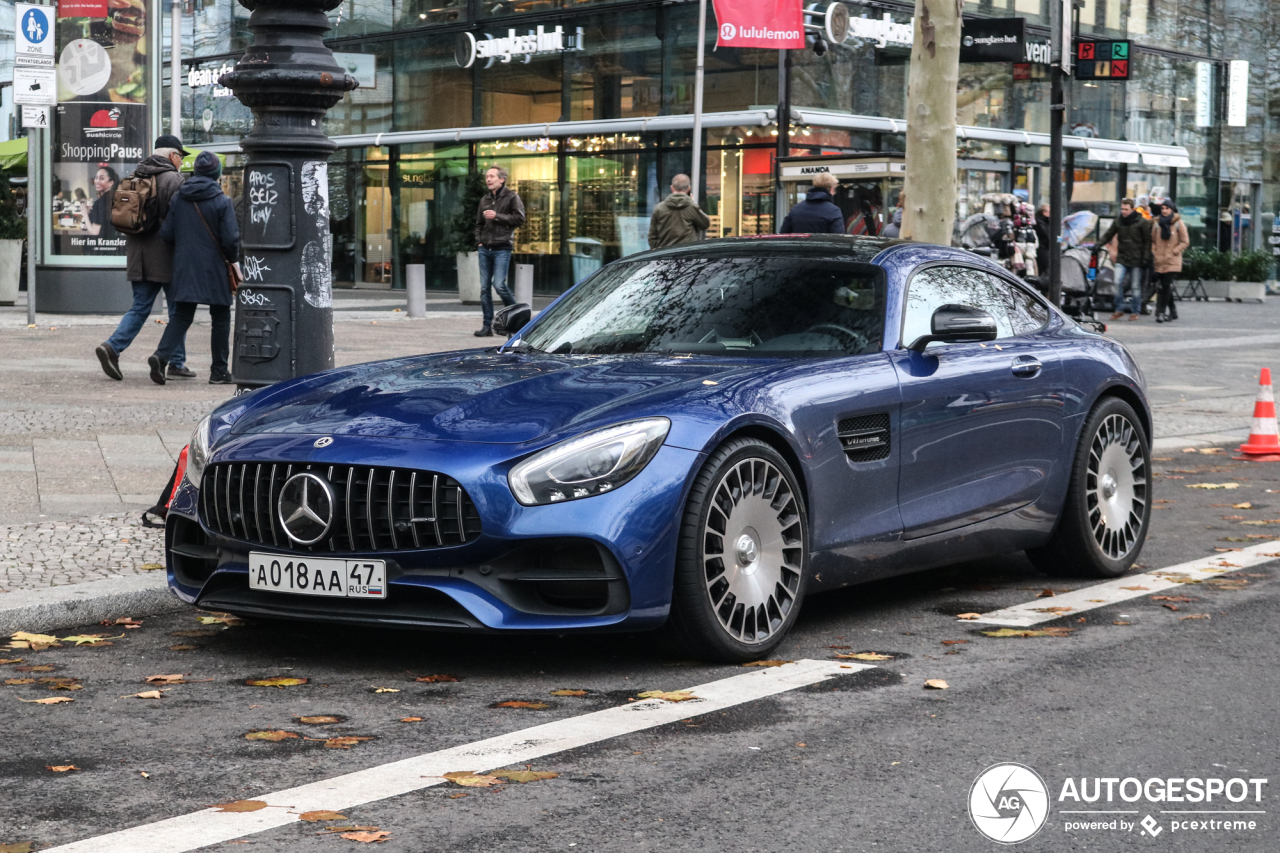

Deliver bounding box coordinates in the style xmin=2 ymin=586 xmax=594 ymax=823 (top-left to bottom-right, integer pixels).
xmin=720 ymin=22 xmax=736 ymax=41
xmin=968 ymin=763 xmax=1050 ymax=844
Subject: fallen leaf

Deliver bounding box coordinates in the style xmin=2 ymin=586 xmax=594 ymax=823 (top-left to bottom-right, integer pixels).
xmin=1180 ymin=614 xmax=1211 ymax=620
xmin=139 ymin=563 xmax=165 ymax=571
xmin=46 ymin=764 xmax=79 ymax=772
xmin=443 ymin=771 xmax=502 ymax=788
xmin=1119 ymin=586 xmax=1150 ymax=591
xmin=413 ymin=674 xmax=459 ymax=683
xmin=0 ymin=842 xmax=34 ymax=853
xmin=1162 ymin=604 xmax=1180 ymax=611
xmin=448 ymin=793 xmax=468 ymax=799
xmin=399 ymin=717 xmax=423 ymax=723
xmin=17 ymin=696 xmax=74 ymax=704
xmin=61 ymin=633 xmax=122 ymax=646
xmin=103 ymin=617 xmax=143 ymax=629
xmin=1113 ymin=620 xmax=1131 ymax=625
xmin=197 ymin=614 xmax=245 ymax=627
xmin=145 ymin=674 xmax=188 ymax=685
xmin=4 ymin=678 xmax=35 ymax=685
xmin=43 ymin=679 xmax=82 ymax=691
xmin=0 ymin=659 xmax=22 ymax=665
xmin=956 ymin=613 xmax=983 ymax=620
xmin=123 ymin=690 xmax=166 ymax=699
xmin=491 ymin=769 xmax=559 ymax=784
xmin=299 ymin=810 xmax=347 ymax=822
xmin=1215 ymin=548 xmax=1243 ymax=552
xmin=924 ymin=679 xmax=949 ymax=690
xmin=339 ymin=830 xmax=390 ymax=843
xmin=244 ymin=730 xmax=299 ymax=742
xmin=11 ymin=631 xmax=60 ymax=645
xmin=1233 ymin=502 xmax=1254 ymax=509
xmin=549 ymin=689 xmax=588 ymax=697
xmin=980 ymin=627 xmax=1074 ymax=638
xmin=245 ymin=677 xmax=308 ymax=688
xmin=827 ymin=645 xmax=851 ymax=650
xmin=741 ymin=660 xmax=792 ymax=668
xmin=1030 ymin=606 xmax=1073 ymax=613
xmin=298 ymin=715 xmax=342 ymax=725
xmin=324 ymin=737 xmax=373 ymax=749
xmin=320 ymin=826 xmax=380 ymax=833
xmin=941 ymin=640 xmax=969 ymax=646
xmin=168 ymin=645 xmax=198 ymax=651
xmin=1152 ymin=595 xmax=1196 ymax=602
xmin=635 ymin=691 xmax=695 ymax=703
xmin=371 ymin=687 xmax=401 ymax=694
xmin=15 ymin=665 xmax=55 ymax=673
xmin=493 ymin=700 xmax=551 ymax=709
xmin=833 ymin=652 xmax=893 ymax=661
xmin=1186 ymin=483 xmax=1240 ymax=489
xmin=210 ymin=800 xmax=268 ymax=813
xmin=1035 ymin=589 xmax=1056 ymax=598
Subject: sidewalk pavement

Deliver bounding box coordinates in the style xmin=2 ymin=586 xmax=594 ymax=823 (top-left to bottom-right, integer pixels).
xmin=0 ymin=289 xmax=1273 ymax=633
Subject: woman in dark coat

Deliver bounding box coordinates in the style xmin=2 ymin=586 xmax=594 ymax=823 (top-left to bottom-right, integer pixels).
xmin=148 ymin=151 xmax=240 ymax=385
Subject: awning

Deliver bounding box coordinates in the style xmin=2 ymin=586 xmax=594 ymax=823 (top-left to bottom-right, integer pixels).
xmin=0 ymin=138 xmax=28 ymax=172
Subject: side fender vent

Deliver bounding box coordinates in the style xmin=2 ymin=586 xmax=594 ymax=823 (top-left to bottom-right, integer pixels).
xmin=837 ymin=413 xmax=891 ymax=462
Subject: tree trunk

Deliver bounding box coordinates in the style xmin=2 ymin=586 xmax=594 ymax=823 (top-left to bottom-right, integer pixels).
xmin=900 ymin=0 xmax=961 ymax=245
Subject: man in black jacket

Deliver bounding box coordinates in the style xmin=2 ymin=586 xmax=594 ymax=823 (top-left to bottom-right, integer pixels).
xmin=95 ymin=135 xmax=193 ymax=380
xmin=1098 ymin=198 xmax=1153 ymax=321
xmin=474 ymin=165 xmax=526 ymax=337
xmin=779 ymin=173 xmax=844 ymax=234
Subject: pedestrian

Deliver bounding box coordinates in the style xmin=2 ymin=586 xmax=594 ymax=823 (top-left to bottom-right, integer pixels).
xmin=473 ymin=165 xmax=525 ymax=337
xmin=94 ymin=135 xmax=192 ymax=381
xmin=147 ymin=151 xmax=240 ymax=385
xmin=1098 ymin=198 xmax=1153 ymax=321
xmin=85 ymin=164 xmax=118 ymax=239
xmin=1033 ymin=203 xmax=1053 ymax=255
xmin=1151 ymin=200 xmax=1190 ymax=324
xmin=648 ymin=173 xmax=711 ymax=248
xmin=882 ymin=193 xmax=904 ymax=238
xmin=779 ymin=173 xmax=843 ymax=234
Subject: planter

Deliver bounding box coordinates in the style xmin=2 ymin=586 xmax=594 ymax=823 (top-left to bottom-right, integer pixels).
xmin=456 ymin=251 xmax=481 ymax=305
xmin=0 ymin=239 xmax=22 ymax=305
xmin=1178 ymin=280 xmax=1266 ymax=302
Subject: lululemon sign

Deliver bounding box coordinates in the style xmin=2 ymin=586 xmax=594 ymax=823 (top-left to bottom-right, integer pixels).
xmin=713 ymin=0 xmax=805 ymax=49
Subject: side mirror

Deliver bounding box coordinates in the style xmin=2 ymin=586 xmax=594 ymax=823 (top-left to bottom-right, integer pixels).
xmin=907 ymin=304 xmax=998 ymax=351
xmin=492 ymin=302 xmax=532 ymax=336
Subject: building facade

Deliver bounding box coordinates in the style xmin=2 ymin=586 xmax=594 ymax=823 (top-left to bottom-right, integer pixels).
xmin=176 ymin=0 xmax=1280 ymax=293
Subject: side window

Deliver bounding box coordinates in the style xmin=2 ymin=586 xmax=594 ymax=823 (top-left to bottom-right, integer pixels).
xmin=901 ymin=265 xmax=1015 ymax=347
xmin=988 ymin=274 xmax=1051 ymax=335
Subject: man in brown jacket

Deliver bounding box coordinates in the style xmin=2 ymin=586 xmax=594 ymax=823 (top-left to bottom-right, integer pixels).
xmin=474 ymin=165 xmax=526 ymax=336
xmin=648 ymin=174 xmax=710 ymax=248
xmin=1151 ymin=200 xmax=1190 ymax=323
xmin=94 ymin=135 xmax=193 ymax=380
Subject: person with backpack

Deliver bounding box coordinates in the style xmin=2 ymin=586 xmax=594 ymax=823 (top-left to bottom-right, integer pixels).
xmin=147 ymin=151 xmax=240 ymax=386
xmin=94 ymin=135 xmax=193 ymax=381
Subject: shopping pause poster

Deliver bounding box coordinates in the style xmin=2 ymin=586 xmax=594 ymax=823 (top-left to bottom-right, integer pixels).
xmin=713 ymin=0 xmax=805 ymax=49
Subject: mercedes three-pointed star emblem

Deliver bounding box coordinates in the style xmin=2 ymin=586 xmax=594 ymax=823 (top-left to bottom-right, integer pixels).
xmin=277 ymin=472 xmax=335 ymax=545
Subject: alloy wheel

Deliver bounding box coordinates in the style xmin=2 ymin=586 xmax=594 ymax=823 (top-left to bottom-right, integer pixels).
xmin=1085 ymin=413 xmax=1148 ymax=559
xmin=701 ymin=457 xmax=803 ymax=644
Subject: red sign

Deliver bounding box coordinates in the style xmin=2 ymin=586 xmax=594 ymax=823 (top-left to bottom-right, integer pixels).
xmin=58 ymin=0 xmax=108 ymax=17
xmin=713 ymin=0 xmax=805 ymax=49
xmin=1078 ymin=42 xmax=1095 ymax=60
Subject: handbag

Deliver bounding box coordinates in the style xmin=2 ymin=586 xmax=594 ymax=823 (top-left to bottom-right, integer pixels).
xmin=193 ymin=200 xmax=243 ymax=292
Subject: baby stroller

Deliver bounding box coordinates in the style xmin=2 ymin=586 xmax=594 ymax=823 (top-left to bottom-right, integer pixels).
xmin=1059 ymin=246 xmax=1107 ymax=332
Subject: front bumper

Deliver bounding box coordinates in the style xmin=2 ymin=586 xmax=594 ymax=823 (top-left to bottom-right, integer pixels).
xmin=165 ymin=434 xmax=702 ymax=632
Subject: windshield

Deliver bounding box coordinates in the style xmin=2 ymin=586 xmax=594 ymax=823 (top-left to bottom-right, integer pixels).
xmin=522 ymin=257 xmax=886 ymax=357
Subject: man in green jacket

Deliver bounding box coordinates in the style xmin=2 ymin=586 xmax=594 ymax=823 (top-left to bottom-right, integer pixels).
xmin=1098 ymin=198 xmax=1153 ymax=321
xmin=648 ymin=174 xmax=711 ymax=249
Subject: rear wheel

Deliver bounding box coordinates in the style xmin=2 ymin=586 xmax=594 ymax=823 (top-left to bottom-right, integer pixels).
xmin=1028 ymin=396 xmax=1151 ymax=578
xmin=662 ymin=438 xmax=808 ymax=662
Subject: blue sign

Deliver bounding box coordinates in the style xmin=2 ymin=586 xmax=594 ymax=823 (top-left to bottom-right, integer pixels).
xmin=21 ymin=8 xmax=49 ymax=44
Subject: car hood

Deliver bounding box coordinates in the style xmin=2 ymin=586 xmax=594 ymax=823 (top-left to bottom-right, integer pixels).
xmin=229 ymin=351 xmax=761 ymax=444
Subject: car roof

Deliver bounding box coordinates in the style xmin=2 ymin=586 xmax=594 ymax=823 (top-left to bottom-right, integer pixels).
xmin=623 ymin=235 xmax=993 ymax=270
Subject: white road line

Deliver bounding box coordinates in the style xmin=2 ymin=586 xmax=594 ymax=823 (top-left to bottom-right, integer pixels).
xmin=43 ymin=659 xmax=866 ymax=853
xmin=972 ymin=540 xmax=1280 ymax=627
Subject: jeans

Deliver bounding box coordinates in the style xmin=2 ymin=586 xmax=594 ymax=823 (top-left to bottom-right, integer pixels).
xmin=478 ymin=245 xmax=515 ymax=327
xmin=1112 ymin=263 xmax=1144 ymax=314
xmin=105 ymin=281 xmax=186 ymax=368
xmin=154 ymin=303 xmax=231 ymax=375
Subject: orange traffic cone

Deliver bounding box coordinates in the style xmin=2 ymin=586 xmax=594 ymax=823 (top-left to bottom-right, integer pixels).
xmin=1238 ymin=368 xmax=1280 ymax=460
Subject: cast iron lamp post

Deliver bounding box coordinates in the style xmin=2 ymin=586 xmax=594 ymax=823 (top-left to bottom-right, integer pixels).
xmin=220 ymin=0 xmax=357 ymax=389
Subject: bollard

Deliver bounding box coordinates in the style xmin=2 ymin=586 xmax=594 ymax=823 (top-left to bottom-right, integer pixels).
xmin=514 ymin=263 xmax=534 ymax=307
xmin=406 ymin=264 xmax=426 ymax=318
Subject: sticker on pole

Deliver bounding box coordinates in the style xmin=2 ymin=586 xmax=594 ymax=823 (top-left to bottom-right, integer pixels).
xmin=16 ymin=4 xmax=54 ymax=58
xmin=14 ymin=67 xmax=57 ymax=105
xmin=22 ymin=105 xmax=50 ymax=128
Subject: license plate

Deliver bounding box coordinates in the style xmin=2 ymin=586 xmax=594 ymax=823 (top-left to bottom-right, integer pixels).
xmin=248 ymin=552 xmax=387 ymax=599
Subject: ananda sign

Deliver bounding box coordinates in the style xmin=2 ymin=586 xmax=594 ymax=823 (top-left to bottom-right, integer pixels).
xmin=455 ymin=25 xmax=584 ymax=68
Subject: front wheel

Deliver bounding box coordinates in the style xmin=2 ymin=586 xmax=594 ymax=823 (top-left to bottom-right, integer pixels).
xmin=662 ymin=438 xmax=808 ymax=662
xmin=1028 ymin=396 xmax=1151 ymax=578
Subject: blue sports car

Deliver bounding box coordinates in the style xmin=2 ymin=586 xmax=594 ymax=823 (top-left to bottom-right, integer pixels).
xmin=166 ymin=236 xmax=1151 ymax=661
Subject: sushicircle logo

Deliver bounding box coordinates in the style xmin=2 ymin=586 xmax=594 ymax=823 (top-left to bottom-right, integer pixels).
xmin=969 ymin=763 xmax=1050 ymax=844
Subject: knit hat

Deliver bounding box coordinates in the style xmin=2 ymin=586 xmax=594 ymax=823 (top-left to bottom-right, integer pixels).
xmin=194 ymin=150 xmax=222 ymax=179
xmin=1159 ymin=199 xmax=1178 ymax=213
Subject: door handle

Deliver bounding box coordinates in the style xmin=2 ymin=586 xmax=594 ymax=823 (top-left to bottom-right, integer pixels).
xmin=1011 ymin=357 xmax=1042 ymax=378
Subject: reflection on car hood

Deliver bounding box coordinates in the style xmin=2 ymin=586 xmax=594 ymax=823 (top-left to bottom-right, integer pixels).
xmin=229 ymin=351 xmax=757 ymax=443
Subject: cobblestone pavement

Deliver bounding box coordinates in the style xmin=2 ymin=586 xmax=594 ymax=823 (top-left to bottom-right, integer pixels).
xmin=0 ymin=288 xmax=1273 ymax=595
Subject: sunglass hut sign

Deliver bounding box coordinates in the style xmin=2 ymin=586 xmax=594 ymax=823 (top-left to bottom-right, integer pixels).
xmin=455 ymin=25 xmax=585 ymax=67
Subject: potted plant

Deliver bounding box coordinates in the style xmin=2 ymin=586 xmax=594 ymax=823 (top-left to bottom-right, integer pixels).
xmin=444 ymin=170 xmax=487 ymax=305
xmin=0 ymin=173 xmax=26 ymax=305
xmin=1179 ymin=247 xmax=1269 ymax=301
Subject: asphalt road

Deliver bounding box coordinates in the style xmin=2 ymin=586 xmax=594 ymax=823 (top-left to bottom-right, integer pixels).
xmin=2 ymin=451 xmax=1276 ymax=852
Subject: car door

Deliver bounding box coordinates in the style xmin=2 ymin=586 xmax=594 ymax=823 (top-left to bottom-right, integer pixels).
xmin=888 ymin=264 xmax=1064 ymax=540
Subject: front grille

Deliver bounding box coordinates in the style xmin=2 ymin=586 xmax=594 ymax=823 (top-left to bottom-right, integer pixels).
xmin=837 ymin=413 xmax=891 ymax=462
xmin=200 ymin=462 xmax=482 ymax=553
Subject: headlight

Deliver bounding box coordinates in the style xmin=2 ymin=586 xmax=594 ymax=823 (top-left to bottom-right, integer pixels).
xmin=184 ymin=415 xmax=213 ymax=488
xmin=509 ymin=418 xmax=670 ymax=506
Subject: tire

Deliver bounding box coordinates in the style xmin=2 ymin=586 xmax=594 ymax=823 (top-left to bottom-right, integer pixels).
xmin=661 ymin=438 xmax=809 ymax=662
xmin=1028 ymin=396 xmax=1151 ymax=578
